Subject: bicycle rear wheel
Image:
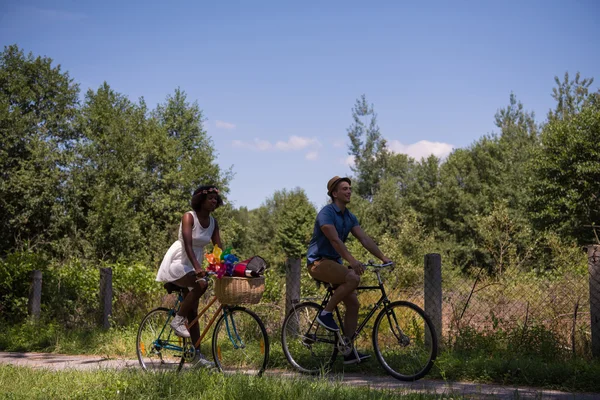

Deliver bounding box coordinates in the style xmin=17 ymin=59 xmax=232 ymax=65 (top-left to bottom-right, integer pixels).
xmin=281 ymin=302 xmax=338 ymax=374
xmin=372 ymin=301 xmax=437 ymax=381
xmin=212 ymin=306 xmax=269 ymax=376
xmin=136 ymin=307 xmax=188 ymax=372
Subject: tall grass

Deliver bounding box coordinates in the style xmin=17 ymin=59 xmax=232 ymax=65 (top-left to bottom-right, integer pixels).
xmin=0 ymin=365 xmax=457 ymax=400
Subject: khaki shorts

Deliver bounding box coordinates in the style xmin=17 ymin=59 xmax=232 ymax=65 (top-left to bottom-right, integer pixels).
xmin=307 ymin=258 xmax=352 ymax=285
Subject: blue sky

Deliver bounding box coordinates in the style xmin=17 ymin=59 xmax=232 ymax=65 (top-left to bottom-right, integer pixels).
xmin=2 ymin=0 xmax=599 ymax=210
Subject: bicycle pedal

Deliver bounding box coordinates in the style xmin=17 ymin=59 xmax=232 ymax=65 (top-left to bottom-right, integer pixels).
xmin=301 ymin=334 xmax=316 ymax=345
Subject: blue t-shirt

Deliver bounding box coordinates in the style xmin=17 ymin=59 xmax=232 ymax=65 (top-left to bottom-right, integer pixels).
xmin=306 ymin=203 xmax=359 ymax=265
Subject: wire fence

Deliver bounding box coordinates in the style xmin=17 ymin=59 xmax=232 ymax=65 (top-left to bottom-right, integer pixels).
xmin=442 ymin=269 xmax=591 ymax=356
xmin=360 ymin=252 xmax=595 ymax=358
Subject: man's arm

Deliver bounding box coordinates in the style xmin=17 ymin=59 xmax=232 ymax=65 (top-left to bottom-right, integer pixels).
xmin=320 ymin=224 xmax=364 ymax=274
xmin=350 ymin=225 xmax=392 ymax=263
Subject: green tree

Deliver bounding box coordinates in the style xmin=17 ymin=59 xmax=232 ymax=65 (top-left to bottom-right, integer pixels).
xmin=434 ymin=94 xmax=538 ymax=269
xmin=530 ymin=93 xmax=600 ymax=244
xmin=68 ymin=83 xmax=151 ymax=261
xmin=272 ymin=188 xmax=316 ymax=260
xmin=347 ymin=94 xmax=389 ymax=198
xmin=547 ymin=72 xmax=594 ymax=122
xmin=0 ymin=44 xmax=79 ymax=255
xmin=243 ymin=188 xmax=316 ymax=267
xmin=68 ymin=85 xmax=227 ymax=263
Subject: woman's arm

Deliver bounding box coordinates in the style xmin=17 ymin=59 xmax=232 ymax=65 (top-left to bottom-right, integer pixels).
xmin=211 ymin=218 xmax=223 ymax=249
xmin=181 ymin=213 xmax=203 ymax=273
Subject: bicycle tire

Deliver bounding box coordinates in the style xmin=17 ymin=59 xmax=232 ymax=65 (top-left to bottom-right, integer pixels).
xmin=212 ymin=306 xmax=269 ymax=376
xmin=136 ymin=307 xmax=189 ymax=372
xmin=372 ymin=301 xmax=437 ymax=381
xmin=281 ymin=302 xmax=338 ymax=374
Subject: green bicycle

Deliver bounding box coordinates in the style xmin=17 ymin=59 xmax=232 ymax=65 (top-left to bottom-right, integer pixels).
xmin=136 ymin=274 xmax=270 ymax=375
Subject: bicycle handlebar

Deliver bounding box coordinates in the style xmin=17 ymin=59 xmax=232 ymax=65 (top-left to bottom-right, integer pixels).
xmin=195 ymin=270 xmax=217 ymax=283
xmin=363 ymin=260 xmax=395 ymax=269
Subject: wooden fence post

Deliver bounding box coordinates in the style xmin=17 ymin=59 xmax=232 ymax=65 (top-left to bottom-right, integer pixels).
xmin=424 ymin=253 xmax=442 ymax=345
xmin=99 ymin=268 xmax=113 ymax=329
xmin=28 ymin=270 xmax=42 ymax=320
xmin=588 ymin=244 xmax=600 ymax=358
xmin=285 ymin=257 xmax=301 ymax=321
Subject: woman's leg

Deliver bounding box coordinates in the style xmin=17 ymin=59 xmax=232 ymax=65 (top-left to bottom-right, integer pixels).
xmin=171 ymin=272 xmax=208 ymax=341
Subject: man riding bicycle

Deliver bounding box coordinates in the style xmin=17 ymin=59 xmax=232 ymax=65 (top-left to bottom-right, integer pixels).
xmin=306 ymin=176 xmax=392 ymax=364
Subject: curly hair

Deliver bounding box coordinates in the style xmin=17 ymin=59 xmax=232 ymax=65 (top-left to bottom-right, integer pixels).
xmin=191 ymin=185 xmax=224 ymax=212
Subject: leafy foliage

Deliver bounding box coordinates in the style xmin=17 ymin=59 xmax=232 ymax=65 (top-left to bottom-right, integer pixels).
xmin=530 ymin=92 xmax=600 ymax=243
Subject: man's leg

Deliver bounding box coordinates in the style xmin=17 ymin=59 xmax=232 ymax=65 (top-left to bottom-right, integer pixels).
xmin=341 ymin=291 xmax=359 ymax=337
xmin=324 ymin=271 xmax=359 ymax=313
xmin=308 ymin=259 xmax=360 ymax=331
xmin=340 ymin=291 xmax=371 ymax=363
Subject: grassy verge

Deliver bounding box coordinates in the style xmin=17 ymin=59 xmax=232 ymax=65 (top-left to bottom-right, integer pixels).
xmin=2 ymin=320 xmax=599 ymax=393
xmin=0 ymin=319 xmax=138 ymax=357
xmin=0 ymin=365 xmax=457 ymax=400
xmin=432 ymin=350 xmax=600 ymax=393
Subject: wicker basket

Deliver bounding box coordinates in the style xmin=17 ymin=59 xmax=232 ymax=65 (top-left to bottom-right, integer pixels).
xmin=214 ymin=276 xmax=265 ymax=305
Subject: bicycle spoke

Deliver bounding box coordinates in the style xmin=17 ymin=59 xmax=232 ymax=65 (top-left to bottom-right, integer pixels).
xmin=137 ymin=308 xmax=186 ymax=372
xmin=213 ymin=307 xmax=269 ymax=376
xmin=282 ymin=302 xmax=337 ymax=374
xmin=373 ymin=302 xmax=437 ymax=381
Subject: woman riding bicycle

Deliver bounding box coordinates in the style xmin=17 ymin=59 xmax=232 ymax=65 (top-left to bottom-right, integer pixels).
xmin=306 ymin=176 xmax=392 ymax=364
xmin=156 ymin=184 xmax=223 ymax=366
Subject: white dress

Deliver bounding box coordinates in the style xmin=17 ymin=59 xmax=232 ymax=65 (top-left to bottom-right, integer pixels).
xmin=156 ymin=212 xmax=215 ymax=282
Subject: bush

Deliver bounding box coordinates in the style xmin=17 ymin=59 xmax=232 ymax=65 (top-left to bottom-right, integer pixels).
xmin=0 ymin=251 xmax=162 ymax=326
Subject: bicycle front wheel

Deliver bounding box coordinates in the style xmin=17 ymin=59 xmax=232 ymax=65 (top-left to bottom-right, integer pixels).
xmin=212 ymin=306 xmax=269 ymax=376
xmin=136 ymin=307 xmax=188 ymax=372
xmin=281 ymin=302 xmax=337 ymax=374
xmin=373 ymin=301 xmax=437 ymax=381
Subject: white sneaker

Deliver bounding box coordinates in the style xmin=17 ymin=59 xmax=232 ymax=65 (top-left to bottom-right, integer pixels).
xmin=170 ymin=315 xmax=191 ymax=338
xmin=194 ymin=351 xmax=216 ymax=368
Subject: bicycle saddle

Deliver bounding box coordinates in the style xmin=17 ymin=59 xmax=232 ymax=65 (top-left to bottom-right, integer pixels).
xmin=163 ymin=282 xmax=183 ymax=294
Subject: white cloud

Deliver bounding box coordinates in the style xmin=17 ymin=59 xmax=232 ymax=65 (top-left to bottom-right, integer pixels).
xmin=215 ymin=120 xmax=236 ymax=130
xmin=332 ymin=139 xmax=346 ymax=148
xmin=387 ymin=140 xmax=454 ymax=160
xmin=275 ymin=136 xmax=320 ymax=151
xmin=305 ymin=151 xmax=319 ymax=161
xmin=343 ymin=155 xmax=355 ymax=167
xmin=232 ymin=135 xmax=321 ymax=153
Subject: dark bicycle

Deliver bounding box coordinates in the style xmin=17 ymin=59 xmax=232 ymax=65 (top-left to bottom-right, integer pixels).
xmin=281 ymin=261 xmax=437 ymax=381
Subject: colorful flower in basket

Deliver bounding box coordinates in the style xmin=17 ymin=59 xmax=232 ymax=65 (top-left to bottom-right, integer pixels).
xmin=206 ymin=245 xmax=241 ymax=278
xmin=224 ymin=253 xmax=239 ymax=276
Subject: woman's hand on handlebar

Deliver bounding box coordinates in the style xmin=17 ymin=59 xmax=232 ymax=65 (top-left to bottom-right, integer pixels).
xmin=195 ymin=269 xmax=208 ymax=278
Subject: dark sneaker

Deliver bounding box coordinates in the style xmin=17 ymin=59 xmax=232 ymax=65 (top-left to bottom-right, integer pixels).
xmin=343 ymin=350 xmax=371 ymax=365
xmin=316 ymin=313 xmax=339 ymax=332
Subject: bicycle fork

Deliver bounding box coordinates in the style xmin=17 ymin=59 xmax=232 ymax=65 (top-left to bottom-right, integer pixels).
xmin=223 ymin=309 xmax=245 ymax=349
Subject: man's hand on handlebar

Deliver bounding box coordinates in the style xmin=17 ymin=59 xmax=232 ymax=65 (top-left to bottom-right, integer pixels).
xmin=381 ymin=256 xmax=393 ymax=264
xmin=365 ymin=259 xmax=395 ymax=268
xmin=349 ymin=259 xmax=365 ymax=275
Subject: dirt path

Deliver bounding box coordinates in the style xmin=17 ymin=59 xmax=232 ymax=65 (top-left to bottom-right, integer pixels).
xmin=0 ymin=352 xmax=597 ymax=400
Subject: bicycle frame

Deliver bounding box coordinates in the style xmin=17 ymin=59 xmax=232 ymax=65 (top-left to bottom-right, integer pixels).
xmin=157 ymin=290 xmax=246 ymax=353
xmin=318 ymin=267 xmax=393 ymax=342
